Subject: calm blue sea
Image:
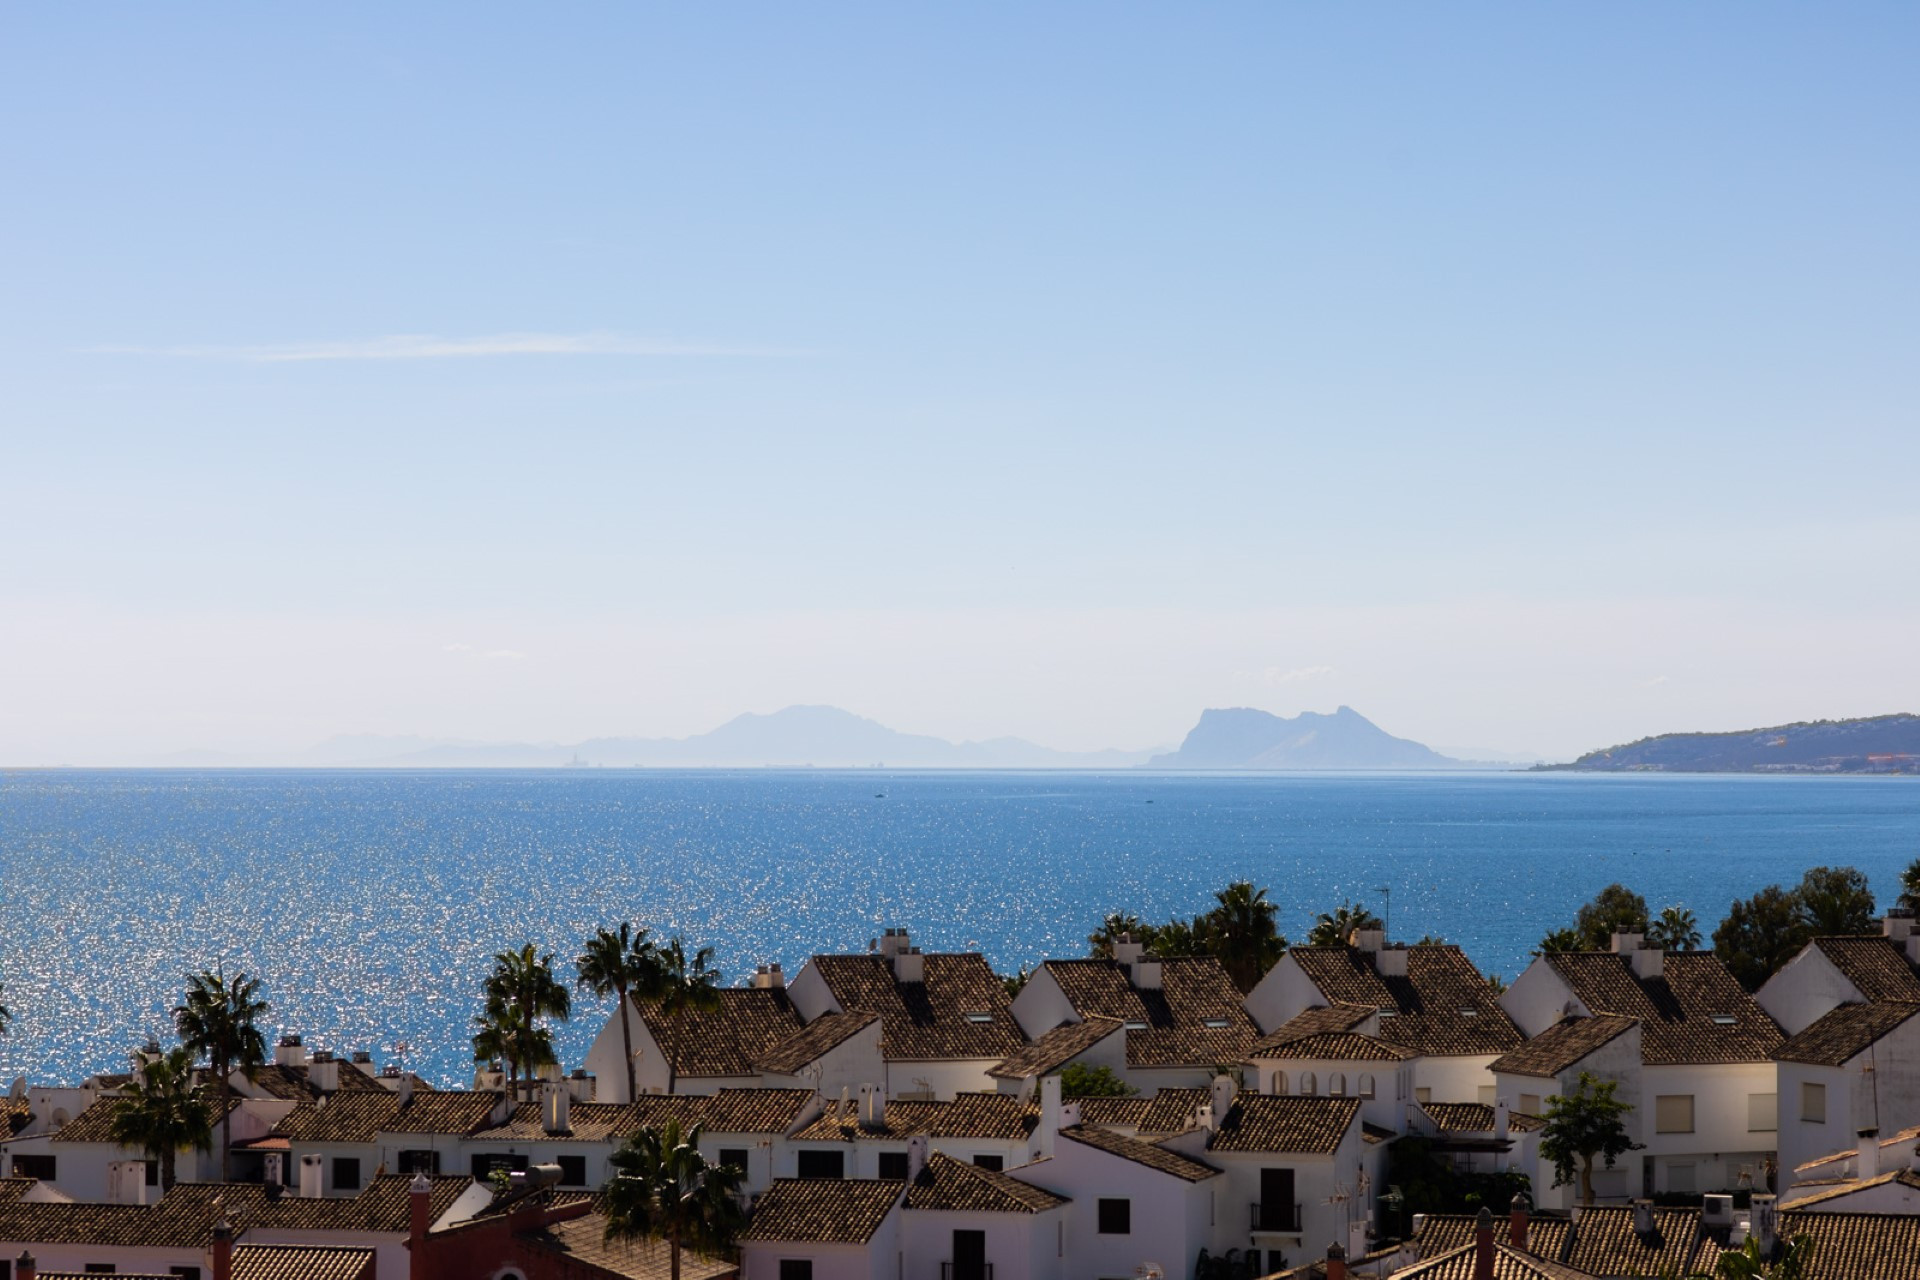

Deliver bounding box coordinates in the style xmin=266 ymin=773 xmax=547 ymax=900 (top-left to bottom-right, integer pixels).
xmin=1 ymin=769 xmax=1916 ymax=1087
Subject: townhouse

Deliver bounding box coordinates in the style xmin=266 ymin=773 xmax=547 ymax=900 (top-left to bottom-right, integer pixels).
xmin=581 ymin=967 xmax=810 ymax=1100
xmin=1244 ymin=1006 xmax=1418 ymax=1130
xmin=782 ymin=1089 xmax=1040 ymax=1180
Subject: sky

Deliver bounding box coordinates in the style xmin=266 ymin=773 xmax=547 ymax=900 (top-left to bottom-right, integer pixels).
xmin=2 ymin=4 xmax=1917 ymax=764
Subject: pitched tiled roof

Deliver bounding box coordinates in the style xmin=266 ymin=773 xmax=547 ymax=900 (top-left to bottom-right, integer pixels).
xmin=1390 ymin=1241 xmax=1598 ymax=1280
xmin=1070 ymin=1096 xmax=1150 ymax=1128
xmin=52 ymin=1094 xmax=242 ymax=1144
xmin=240 ymin=1063 xmax=402 ymax=1101
xmin=1813 ymin=937 xmax=1920 ymax=1002
xmin=250 ymin=1175 xmax=475 ymax=1233
xmin=1775 ymin=1001 xmax=1920 ymax=1066
xmin=1489 ymin=1015 xmax=1639 ymax=1079
xmin=1 ymin=1099 xmax=32 ymax=1139
xmin=271 ymin=1090 xmax=499 ymax=1143
xmin=1777 ymin=1209 xmax=1920 ymax=1279
xmin=1422 ymin=1102 xmax=1544 ymax=1133
xmin=904 ymin=1152 xmax=1067 ymax=1213
xmin=1250 ymin=1004 xmax=1374 ymax=1051
xmin=1059 ymin=1124 xmax=1220 ymax=1181
xmin=0 ymin=1178 xmax=36 ymax=1201
xmin=1252 ymin=1031 xmax=1416 ymax=1062
xmin=521 ymin=1212 xmax=737 ymax=1280
xmin=1040 ymin=958 xmax=1258 ymax=1067
xmin=987 ymin=1016 xmax=1125 ymax=1079
xmin=1781 ymin=1169 xmax=1920 ymax=1209
xmin=810 ymin=954 xmax=1025 ymax=1060
xmin=753 ymin=1011 xmax=879 ymax=1074
xmin=638 ymin=987 xmax=806 ymax=1079
xmin=1798 ymin=1123 xmax=1920 ymax=1173
xmin=1289 ymin=946 xmax=1523 ymax=1056
xmin=231 ymin=1244 xmax=375 ymax=1280
xmin=1414 ymin=1214 xmax=1573 ymax=1261
xmin=697 ymin=1088 xmax=817 ymax=1135
xmin=1543 ymin=951 xmax=1783 ymax=1064
xmin=470 ymin=1101 xmax=645 ymax=1143
xmin=0 ymin=1182 xmax=268 ymax=1249
xmin=740 ymin=1178 xmax=902 ymax=1242
xmin=1208 ymin=1095 xmax=1358 ymax=1154
xmin=1559 ymin=1205 xmax=1719 ymax=1277
xmin=793 ymin=1092 xmax=1035 ymax=1143
xmin=1134 ymin=1088 xmax=1207 ymax=1135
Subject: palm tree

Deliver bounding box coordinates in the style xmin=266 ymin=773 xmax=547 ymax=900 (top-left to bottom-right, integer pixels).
xmin=577 ymin=923 xmax=665 ymax=1104
xmin=1208 ymin=883 xmax=1287 ymax=991
xmin=174 ymin=970 xmax=269 ymax=1182
xmin=603 ymin=1118 xmax=745 ymax=1280
xmin=1087 ymin=912 xmax=1154 ymax=959
xmin=1646 ymin=906 xmax=1702 ymax=952
xmin=108 ymin=1046 xmax=213 ymax=1190
xmin=482 ymin=945 xmax=571 ymax=1101
xmin=1713 ymin=1233 xmax=1815 ymax=1279
xmin=1306 ymin=900 xmax=1384 ymax=949
xmin=0 ymin=977 xmax=10 ymax=1038
xmin=651 ymin=938 xmax=721 ymax=1095
xmin=1898 ymin=857 xmax=1920 ymax=914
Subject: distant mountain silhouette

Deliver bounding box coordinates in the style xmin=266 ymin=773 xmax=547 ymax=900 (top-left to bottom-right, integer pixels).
xmin=313 ymin=706 xmax=1158 ymax=769
xmin=1147 ymin=706 xmax=1464 ymax=770
xmin=1545 ymin=713 xmax=1920 ymax=774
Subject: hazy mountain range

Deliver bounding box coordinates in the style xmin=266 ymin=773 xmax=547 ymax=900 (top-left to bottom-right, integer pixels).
xmin=1147 ymin=706 xmax=1475 ymax=770
xmin=1545 ymin=712 xmax=1920 ymax=774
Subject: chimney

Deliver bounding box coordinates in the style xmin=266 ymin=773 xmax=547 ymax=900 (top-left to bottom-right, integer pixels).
xmin=1908 ymin=934 xmax=1920 ymax=967
xmin=751 ymin=963 xmax=786 ymax=990
xmin=1130 ymin=957 xmax=1163 ymax=990
xmin=1632 ymin=947 xmax=1665 ymax=980
xmin=1325 ymin=1241 xmax=1348 ymax=1280
xmin=274 ymin=1034 xmax=307 ymax=1068
xmin=1857 ymin=1128 xmax=1881 ymax=1180
xmin=1041 ymin=1074 xmax=1064 ymax=1135
xmin=568 ymin=1069 xmax=595 ymax=1104
xmin=1509 ymin=1193 xmax=1529 ymax=1249
xmin=1352 ymin=928 xmax=1385 ymax=953
xmin=16 ymin=1251 xmax=33 ymax=1280
xmin=1112 ymin=934 xmax=1145 ymax=968
xmin=892 ymin=947 xmax=925 ymax=984
xmin=858 ymin=1084 xmax=879 ymax=1130
xmin=108 ymin=1159 xmax=150 ymax=1206
xmin=410 ymin=1172 xmax=434 ymax=1262
xmin=1632 ymin=1198 xmax=1654 ymax=1235
xmin=1610 ymin=931 xmax=1644 ymax=954
xmin=298 ymin=1153 xmax=324 ymax=1199
xmin=542 ymin=1079 xmax=570 ymax=1135
xmin=1750 ymin=1193 xmax=1778 ymax=1257
xmin=907 ymin=1134 xmax=928 ymax=1181
xmin=309 ymin=1051 xmax=340 ymax=1094
xmin=1377 ymin=946 xmax=1408 ymax=977
xmin=211 ymin=1219 xmax=233 ymax=1280
xmin=1210 ymin=1072 xmax=1237 ymax=1120
xmin=879 ymin=928 xmax=910 ymax=959
xmin=1884 ymin=910 xmax=1916 ymax=942
xmin=264 ymin=1151 xmax=283 ymax=1190
xmin=398 ymin=1073 xmax=414 ymax=1107
xmin=1474 ymin=1206 xmax=1495 ymax=1280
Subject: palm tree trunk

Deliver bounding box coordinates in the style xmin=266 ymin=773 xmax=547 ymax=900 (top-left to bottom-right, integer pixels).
xmin=161 ymin=1147 xmax=176 ymax=1191
xmin=663 ymin=1018 xmax=678 ymax=1095
xmin=670 ymin=1221 xmax=682 ymax=1280
xmin=217 ymin=1054 xmax=232 ymax=1182
xmin=619 ymin=987 xmax=636 ymax=1104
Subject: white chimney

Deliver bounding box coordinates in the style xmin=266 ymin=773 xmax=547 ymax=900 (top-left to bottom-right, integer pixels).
xmin=1610 ymin=932 xmax=1644 ymax=954
xmin=567 ymin=1069 xmax=595 ymax=1104
xmin=1130 ymin=958 xmax=1163 ymax=990
xmin=1112 ymin=935 xmax=1146 ymax=967
xmin=1750 ymin=1194 xmax=1778 ymax=1256
xmin=275 ymin=1035 xmax=308 ymax=1068
xmin=265 ymin=1151 xmax=284 ymax=1189
xmin=879 ymin=928 xmax=910 ymax=958
xmin=397 ymin=1073 xmax=414 ymax=1107
xmin=298 ymin=1153 xmax=324 ymax=1199
xmin=1884 ymin=911 xmax=1916 ymax=942
xmin=1494 ymin=1100 xmax=1511 ymax=1172
xmin=1907 ymin=935 xmax=1920 ymax=966
xmin=308 ymin=1052 xmax=339 ymax=1094
xmin=1211 ymin=1072 xmax=1237 ymax=1118
xmin=108 ymin=1160 xmax=149 ymax=1206
xmin=751 ymin=963 xmax=786 ymax=990
xmin=892 ymin=947 xmax=925 ymax=984
xmin=1857 ymin=1129 xmax=1881 ymax=1180
xmin=1632 ymin=948 xmax=1665 ymax=980
xmin=1060 ymin=1098 xmax=1082 ymax=1130
xmin=542 ymin=1080 xmax=570 ymax=1135
xmin=1352 ymin=928 xmax=1385 ymax=953
xmin=1041 ymin=1074 xmax=1064 ymax=1135
xmin=1377 ymin=947 xmax=1408 ymax=977
xmin=1632 ymin=1198 xmax=1654 ymax=1234
xmin=907 ymin=1134 xmax=928 ymax=1180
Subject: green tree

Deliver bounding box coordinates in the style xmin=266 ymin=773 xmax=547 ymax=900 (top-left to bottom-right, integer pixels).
xmin=602 ymin=1118 xmax=745 ymax=1280
xmin=174 ymin=970 xmax=269 ymax=1182
xmin=1485 ymin=973 xmax=1508 ymax=996
xmin=471 ymin=1000 xmax=551 ymax=1099
xmin=1646 ymin=906 xmax=1702 ymax=952
xmin=1897 ymin=857 xmax=1920 ymax=914
xmin=1573 ymin=884 xmax=1649 ymax=950
xmin=1306 ymin=901 xmax=1383 ymax=948
xmin=1713 ymin=1233 xmax=1816 ymax=1279
xmin=1150 ymin=916 xmax=1209 ymax=959
xmin=1202 ymin=882 xmax=1286 ymax=992
xmin=1714 ymin=886 xmax=1811 ymax=992
xmin=652 ymin=938 xmax=722 ymax=1095
xmin=108 ymin=1046 xmax=213 ymax=1190
xmin=1538 ymin=927 xmax=1582 ymax=954
xmin=1057 ymin=1062 xmax=1136 ymax=1098
xmin=479 ymin=945 xmax=572 ymax=1100
xmin=1538 ymin=1071 xmax=1640 ymax=1205
xmin=999 ymin=966 xmax=1031 ymax=1000
xmin=1794 ymin=866 xmax=1875 ymax=937
xmin=576 ymin=923 xmax=664 ymax=1105
xmin=0 ymin=977 xmax=9 ymax=1039
xmin=1087 ymin=913 xmax=1156 ymax=959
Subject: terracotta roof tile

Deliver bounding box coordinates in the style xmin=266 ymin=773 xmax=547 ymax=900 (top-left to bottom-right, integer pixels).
xmin=240 ymin=1063 xmax=406 ymax=1101
xmin=752 ymin=1011 xmax=879 ymax=1074
xmin=522 ymin=1212 xmax=737 ymax=1280
xmin=250 ymin=1174 xmax=475 ymax=1233
xmin=793 ymin=1092 xmax=1035 ymax=1143
xmin=1059 ymin=1124 xmax=1220 ymax=1181
xmin=697 ymin=1088 xmax=817 ymax=1135
xmin=1041 ymin=958 xmax=1258 ymax=1067
xmin=230 ymin=1244 xmax=375 ymax=1280
xmin=470 ymin=1101 xmax=647 ymax=1143
xmin=1421 ymin=1102 xmax=1544 ymax=1133
xmin=638 ymin=988 xmax=806 ymax=1080
xmin=1256 ymin=1005 xmax=1375 ymax=1043
xmin=1559 ymin=1205 xmax=1718 ymax=1277
xmin=1390 ymin=1241 xmax=1597 ymax=1280
xmin=1414 ymin=1214 xmax=1572 ymax=1260
xmin=1252 ymin=1031 xmax=1416 ymax=1062
xmin=1813 ymin=938 xmax=1920 ymax=1002
xmin=1775 ymin=1001 xmax=1920 ymax=1066
xmin=1543 ymin=952 xmax=1783 ymax=1064
xmin=0 ymin=1182 xmax=269 ymax=1249
xmin=270 ymin=1090 xmax=499 ymax=1143
xmin=988 ymin=1017 xmax=1125 ymax=1079
xmin=1489 ymin=1016 xmax=1639 ymax=1078
xmin=1289 ymin=946 xmax=1523 ymax=1056
xmin=1778 ymin=1209 xmax=1920 ymax=1279
xmin=904 ymin=1152 xmax=1067 ymax=1213
xmin=810 ymin=954 xmax=1025 ymax=1061
xmin=53 ymin=1094 xmax=243 ymax=1144
xmin=1797 ymin=1123 xmax=1920 ymax=1173
xmin=1208 ymin=1095 xmax=1358 ymax=1154
xmin=1781 ymin=1170 xmax=1920 ymax=1209
xmin=740 ymin=1178 xmax=902 ymax=1243
xmin=1070 ymin=1096 xmax=1151 ymax=1128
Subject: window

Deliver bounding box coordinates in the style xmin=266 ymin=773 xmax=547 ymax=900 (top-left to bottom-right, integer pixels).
xmin=1299 ymin=1072 xmax=1316 ymax=1096
xmin=1097 ymin=1197 xmax=1131 ymax=1234
xmin=1519 ymin=1094 xmax=1542 ymax=1116
xmin=779 ymin=1262 xmax=813 ymax=1280
xmin=1415 ymin=1087 xmax=1432 ymax=1105
xmin=144 ymin=1160 xmax=158 ymax=1187
xmin=12 ymin=1155 xmax=55 ymax=1181
xmin=332 ymin=1157 xmax=362 ymax=1191
xmin=1272 ymin=1071 xmax=1289 ymax=1095
xmin=1749 ymin=1093 xmax=1778 ymax=1133
xmin=556 ymin=1156 xmax=587 ymax=1187
xmin=1668 ymin=1162 xmax=1697 ymax=1194
xmin=1329 ymin=1073 xmax=1346 ymax=1096
xmin=84 ymin=1266 xmax=115 ymax=1275
xmin=1359 ymin=1074 xmax=1376 ymax=1099
xmin=1478 ymin=1085 xmax=1497 ymax=1106
xmin=1801 ymin=1082 xmax=1827 ymax=1124
xmin=1655 ymin=1095 xmax=1695 ymax=1134
xmin=972 ymin=1154 xmax=1004 ymax=1172
xmin=399 ymin=1150 xmax=438 ymax=1176
xmin=796 ymin=1149 xmax=845 ymax=1180
xmin=719 ymin=1148 xmax=750 ymax=1174
xmin=169 ymin=1269 xmax=201 ymax=1280
xmin=878 ymin=1151 xmax=909 ymax=1180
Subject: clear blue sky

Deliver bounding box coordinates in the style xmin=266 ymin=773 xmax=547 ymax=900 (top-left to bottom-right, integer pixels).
xmin=3 ymin=4 xmax=1916 ymax=763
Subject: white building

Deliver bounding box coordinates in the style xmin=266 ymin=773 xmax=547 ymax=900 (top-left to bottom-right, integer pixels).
xmin=1244 ymin=1006 xmax=1418 ymax=1132
xmin=582 ymin=967 xmax=808 ymax=1100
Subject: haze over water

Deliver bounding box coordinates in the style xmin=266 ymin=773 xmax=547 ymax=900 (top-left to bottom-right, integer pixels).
xmin=2 ymin=769 xmax=1915 ymax=1087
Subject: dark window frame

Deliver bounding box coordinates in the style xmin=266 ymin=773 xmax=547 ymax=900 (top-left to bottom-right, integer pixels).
xmin=1097 ymin=1197 xmax=1131 ymax=1234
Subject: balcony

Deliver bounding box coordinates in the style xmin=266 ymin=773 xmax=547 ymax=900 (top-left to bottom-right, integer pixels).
xmin=1250 ymin=1201 xmax=1303 ymax=1233
xmin=940 ymin=1265 xmax=993 ymax=1280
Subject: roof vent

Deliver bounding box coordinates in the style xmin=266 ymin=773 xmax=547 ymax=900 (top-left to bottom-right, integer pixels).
xmin=965 ymin=1012 xmax=994 ymax=1024
xmin=1124 ymin=1021 xmax=1148 ymax=1032
xmin=1202 ymin=1018 xmax=1231 ymax=1029
xmin=1458 ymin=1007 xmax=1480 ymax=1018
xmin=1712 ymin=1014 xmax=1737 ymax=1026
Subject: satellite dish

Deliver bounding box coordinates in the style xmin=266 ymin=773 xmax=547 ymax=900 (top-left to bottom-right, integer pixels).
xmin=1136 ymin=1264 xmax=1165 ymax=1280
xmin=7 ymin=1077 xmax=24 ymax=1099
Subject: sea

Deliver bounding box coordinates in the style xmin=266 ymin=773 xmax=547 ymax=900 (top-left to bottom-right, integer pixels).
xmin=1 ymin=768 xmax=1916 ymax=1088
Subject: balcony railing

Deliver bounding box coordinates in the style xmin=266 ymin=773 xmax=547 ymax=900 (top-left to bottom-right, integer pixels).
xmin=940 ymin=1264 xmax=993 ymax=1280
xmin=1250 ymin=1201 xmax=1303 ymax=1232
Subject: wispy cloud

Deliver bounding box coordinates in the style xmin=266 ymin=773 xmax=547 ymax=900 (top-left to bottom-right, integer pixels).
xmin=1643 ymin=675 xmax=1671 ymax=687
xmin=444 ymin=642 xmax=525 ymax=661
xmin=1265 ymin=664 xmax=1335 ymax=685
xmin=92 ymin=332 xmax=794 ymax=363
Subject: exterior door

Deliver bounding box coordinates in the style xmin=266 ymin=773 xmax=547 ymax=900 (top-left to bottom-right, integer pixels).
xmin=951 ymin=1228 xmax=986 ymax=1280
xmin=1260 ymin=1167 xmax=1297 ymax=1231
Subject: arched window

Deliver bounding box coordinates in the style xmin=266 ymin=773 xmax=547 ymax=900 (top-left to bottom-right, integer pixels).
xmin=1299 ymin=1071 xmax=1317 ymax=1096
xmin=1359 ymin=1073 xmax=1376 ymax=1099
xmin=1330 ymin=1073 xmax=1346 ymax=1096
xmin=1272 ymin=1070 xmax=1289 ymax=1095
